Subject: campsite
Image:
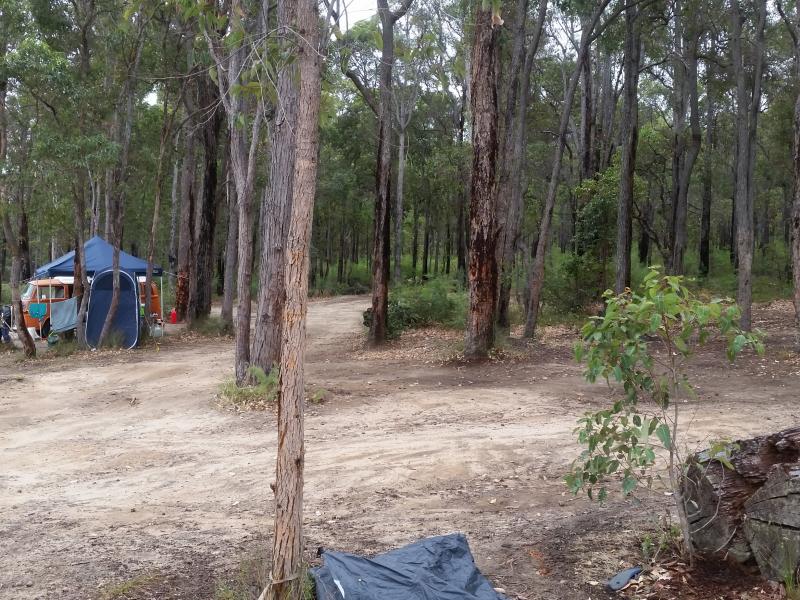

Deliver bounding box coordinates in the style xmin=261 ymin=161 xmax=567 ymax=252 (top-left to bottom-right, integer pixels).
xmin=3 ymin=0 xmax=800 ymax=598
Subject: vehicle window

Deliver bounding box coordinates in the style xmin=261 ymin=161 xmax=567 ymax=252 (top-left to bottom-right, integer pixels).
xmin=22 ymin=283 xmax=35 ymax=300
xmin=36 ymin=285 xmax=65 ymax=300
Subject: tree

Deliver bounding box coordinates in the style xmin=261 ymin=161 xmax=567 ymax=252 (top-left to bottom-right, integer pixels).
xmin=204 ymin=0 xmax=265 ymax=385
xmin=496 ymin=0 xmax=548 ymax=327
xmin=252 ymin=0 xmax=299 ymax=374
xmin=344 ymin=0 xmax=415 ymax=346
xmin=463 ymin=0 xmax=501 ymax=359
xmin=523 ymin=0 xmax=613 ymax=338
xmin=569 ymin=268 xmax=763 ymax=561
xmin=731 ymin=0 xmax=766 ymax=331
xmin=98 ymin=7 xmax=148 ymax=347
xmin=613 ymin=0 xmax=641 ymax=293
xmin=779 ymin=0 xmax=800 ymax=331
xmin=268 ymin=0 xmax=322 ymax=596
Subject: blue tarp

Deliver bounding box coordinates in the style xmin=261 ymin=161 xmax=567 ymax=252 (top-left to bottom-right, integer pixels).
xmin=34 ymin=236 xmax=162 ymax=278
xmin=85 ymin=269 xmax=139 ymax=349
xmin=311 ymin=534 xmax=508 ymax=600
xmin=50 ymin=297 xmax=78 ymax=334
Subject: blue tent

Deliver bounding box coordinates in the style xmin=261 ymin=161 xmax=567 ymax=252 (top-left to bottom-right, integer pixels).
xmin=85 ymin=269 xmax=140 ymax=349
xmin=34 ymin=236 xmax=163 ymax=278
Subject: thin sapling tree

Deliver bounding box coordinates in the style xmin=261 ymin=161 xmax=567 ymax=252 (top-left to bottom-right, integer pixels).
xmin=567 ymin=267 xmax=764 ymax=561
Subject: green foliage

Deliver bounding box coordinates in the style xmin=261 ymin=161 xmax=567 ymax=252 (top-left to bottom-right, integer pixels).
xmin=190 ymin=316 xmax=232 ymax=337
xmin=567 ymin=267 xmax=764 ymax=504
xmin=219 ymin=366 xmax=279 ymax=410
xmin=362 ymin=278 xmax=466 ymax=339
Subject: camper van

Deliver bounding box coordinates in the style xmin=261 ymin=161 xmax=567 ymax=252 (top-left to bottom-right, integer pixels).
xmin=19 ymin=276 xmax=162 ymax=338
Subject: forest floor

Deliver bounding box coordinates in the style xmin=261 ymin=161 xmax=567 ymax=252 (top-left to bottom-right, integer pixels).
xmin=1 ymin=295 xmax=799 ymax=600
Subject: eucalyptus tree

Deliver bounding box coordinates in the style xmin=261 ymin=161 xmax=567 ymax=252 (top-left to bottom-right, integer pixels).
xmin=730 ymin=0 xmax=766 ymax=331
xmin=778 ymin=0 xmax=800 ymax=329
xmin=343 ymin=0 xmax=415 ymax=346
xmin=464 ymin=0 xmax=502 ymax=359
xmin=523 ymin=0 xmax=615 ymax=339
xmin=202 ymin=0 xmax=266 ymax=384
xmin=268 ymin=0 xmax=325 ymax=594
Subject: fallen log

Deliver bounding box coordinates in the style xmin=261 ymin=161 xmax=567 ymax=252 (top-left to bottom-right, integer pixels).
xmin=744 ymin=463 xmax=800 ymax=582
xmin=682 ymin=427 xmax=800 ymax=565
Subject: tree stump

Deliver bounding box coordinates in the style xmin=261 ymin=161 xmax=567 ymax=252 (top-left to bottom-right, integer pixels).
xmin=744 ymin=464 xmax=800 ymax=582
xmin=682 ymin=427 xmax=800 ymax=566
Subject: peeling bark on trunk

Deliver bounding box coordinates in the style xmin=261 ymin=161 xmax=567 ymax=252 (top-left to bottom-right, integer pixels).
xmin=191 ymin=75 xmax=222 ymax=322
xmin=464 ymin=5 xmax=500 ymax=359
xmin=253 ymin=2 xmax=299 ymax=373
xmin=176 ymin=112 xmax=196 ymax=322
xmin=268 ymin=0 xmax=321 ymax=595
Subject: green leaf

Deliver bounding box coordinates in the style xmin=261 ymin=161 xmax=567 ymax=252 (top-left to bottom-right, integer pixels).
xmin=622 ymin=476 xmax=637 ymax=495
xmin=655 ymin=423 xmax=671 ymax=448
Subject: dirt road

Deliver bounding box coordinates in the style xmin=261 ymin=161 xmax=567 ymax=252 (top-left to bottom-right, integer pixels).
xmin=1 ymin=296 xmax=798 ymax=599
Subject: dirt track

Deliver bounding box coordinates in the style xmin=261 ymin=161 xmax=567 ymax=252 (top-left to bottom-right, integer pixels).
xmin=1 ymin=296 xmax=799 ymax=599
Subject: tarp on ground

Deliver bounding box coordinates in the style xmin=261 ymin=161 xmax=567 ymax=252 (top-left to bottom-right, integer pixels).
xmin=34 ymin=235 xmax=162 ymax=278
xmin=86 ymin=269 xmax=139 ymax=349
xmin=311 ymin=533 xmax=508 ymax=600
xmin=50 ymin=297 xmax=78 ymax=333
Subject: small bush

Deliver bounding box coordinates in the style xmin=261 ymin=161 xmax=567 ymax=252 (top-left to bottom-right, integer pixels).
xmin=219 ymin=366 xmax=279 ymax=410
xmin=363 ymin=278 xmax=466 ymax=338
xmin=48 ymin=339 xmax=79 ymax=358
xmin=190 ymin=316 xmax=232 ymax=337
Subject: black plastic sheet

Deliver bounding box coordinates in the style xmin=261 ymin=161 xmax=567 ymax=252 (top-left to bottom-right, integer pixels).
xmin=311 ymin=533 xmax=508 ymax=600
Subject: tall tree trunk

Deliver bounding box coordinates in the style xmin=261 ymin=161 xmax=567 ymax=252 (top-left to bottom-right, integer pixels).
xmin=393 ymin=127 xmax=406 ymax=282
xmin=169 ymin=151 xmax=180 ymax=273
xmin=221 ymin=159 xmax=238 ymax=328
xmin=495 ymin=0 xmax=528 ymax=326
xmin=523 ymin=0 xmax=610 ymax=338
xmin=205 ymin=0 xmax=266 ymax=384
xmin=176 ymin=113 xmax=196 ymax=322
xmin=669 ymin=19 xmax=701 ymax=276
xmin=497 ymin=0 xmax=548 ymax=326
xmin=614 ymin=0 xmax=641 ymax=293
xmin=98 ymin=15 xmax=146 ymax=346
xmin=784 ymin=0 xmax=800 ymax=330
xmin=252 ymin=0 xmax=298 ymax=373
xmin=699 ymin=65 xmax=716 ymax=278
xmin=1 ymin=214 xmax=36 ymax=357
xmin=464 ymin=4 xmax=501 ymax=359
xmin=191 ymin=75 xmax=222 ymax=322
xmin=268 ymin=0 xmax=321 ymax=595
xmin=365 ymin=0 xmax=415 ymax=346
xmin=731 ymin=0 xmax=766 ymax=331
xmin=145 ymin=92 xmax=179 ymax=327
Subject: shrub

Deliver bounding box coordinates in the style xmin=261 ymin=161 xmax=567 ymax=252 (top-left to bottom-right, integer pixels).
xmin=567 ymin=267 xmax=763 ymax=560
xmin=362 ymin=278 xmax=465 ymax=338
xmin=219 ymin=366 xmax=279 ymax=410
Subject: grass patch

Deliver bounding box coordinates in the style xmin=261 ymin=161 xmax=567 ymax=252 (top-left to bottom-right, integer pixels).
xmin=219 ymin=366 xmax=279 ymax=410
xmin=214 ymin=556 xmax=315 ymax=600
xmin=190 ymin=315 xmax=232 ymax=337
xmin=47 ymin=338 xmax=79 ymax=358
xmin=100 ymin=574 xmax=162 ymax=600
xmin=363 ymin=277 xmax=467 ymax=339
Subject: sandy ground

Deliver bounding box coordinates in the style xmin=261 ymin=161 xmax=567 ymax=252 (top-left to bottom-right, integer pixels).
xmin=1 ymin=296 xmax=799 ymax=600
